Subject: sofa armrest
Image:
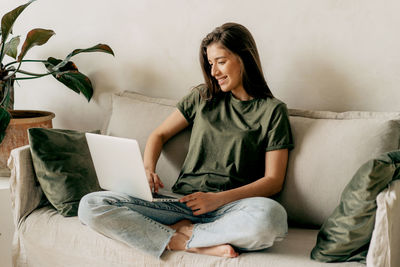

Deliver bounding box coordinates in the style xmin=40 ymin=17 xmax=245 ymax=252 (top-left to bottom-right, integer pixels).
xmin=8 ymin=145 xmax=43 ymax=227
xmin=367 ymin=179 xmax=400 ymax=267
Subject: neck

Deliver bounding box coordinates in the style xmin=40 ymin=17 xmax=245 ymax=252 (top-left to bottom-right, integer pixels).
xmin=231 ymin=88 xmax=253 ymax=101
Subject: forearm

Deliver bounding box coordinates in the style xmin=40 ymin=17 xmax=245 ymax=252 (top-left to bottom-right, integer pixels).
xmin=217 ymin=149 xmax=289 ymax=205
xmin=181 ymin=176 xmax=284 ymax=216
xmin=217 ymin=176 xmax=283 ymax=206
xmin=143 ymin=132 xmax=164 ymax=172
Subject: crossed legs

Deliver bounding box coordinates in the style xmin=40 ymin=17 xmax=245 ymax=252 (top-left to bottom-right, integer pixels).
xmin=78 ymin=191 xmax=287 ymax=258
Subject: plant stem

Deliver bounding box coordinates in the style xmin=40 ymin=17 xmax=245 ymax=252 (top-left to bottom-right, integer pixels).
xmin=14 ymin=71 xmax=56 ymax=80
xmin=16 ymin=69 xmax=49 ymax=77
xmin=4 ymin=59 xmax=47 ymax=68
xmin=2 ymin=61 xmax=22 ymax=80
xmin=0 ymin=79 xmax=12 ymax=107
xmin=13 ymin=67 xmax=59 ymax=80
xmin=14 ymin=76 xmax=48 ymax=80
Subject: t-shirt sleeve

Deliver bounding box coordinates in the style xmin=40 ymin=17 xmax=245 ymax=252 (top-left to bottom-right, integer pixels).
xmin=266 ymin=103 xmax=294 ymax=151
xmin=176 ymin=88 xmax=202 ymax=124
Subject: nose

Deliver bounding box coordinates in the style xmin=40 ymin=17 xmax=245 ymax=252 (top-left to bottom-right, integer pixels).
xmin=211 ymin=64 xmax=219 ymax=77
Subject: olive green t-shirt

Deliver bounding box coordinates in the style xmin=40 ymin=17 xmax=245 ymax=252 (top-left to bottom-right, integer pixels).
xmin=171 ymin=85 xmax=294 ymax=195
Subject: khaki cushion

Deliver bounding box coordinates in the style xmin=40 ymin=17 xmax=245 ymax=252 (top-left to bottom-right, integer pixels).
xmin=28 ymin=128 xmax=101 ymax=216
xmin=311 ymin=150 xmax=400 ymax=263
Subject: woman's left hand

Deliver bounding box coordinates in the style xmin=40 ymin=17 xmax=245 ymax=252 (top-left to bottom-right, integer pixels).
xmin=180 ymin=192 xmax=225 ymax=216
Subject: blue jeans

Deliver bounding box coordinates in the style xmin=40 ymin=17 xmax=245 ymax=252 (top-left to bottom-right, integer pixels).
xmin=78 ymin=191 xmax=288 ymax=258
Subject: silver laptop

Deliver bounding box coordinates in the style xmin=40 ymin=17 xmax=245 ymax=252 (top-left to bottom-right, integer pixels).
xmin=85 ymin=133 xmax=182 ymax=202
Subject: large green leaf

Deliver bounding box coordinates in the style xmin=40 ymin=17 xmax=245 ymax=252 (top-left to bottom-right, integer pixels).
xmin=44 ymin=57 xmax=80 ymax=94
xmin=17 ymin=28 xmax=55 ymax=62
xmin=4 ymin=36 xmax=20 ymax=59
xmin=70 ymin=44 xmax=114 ymax=57
xmin=0 ymin=107 xmax=11 ymax=144
xmin=53 ymin=43 xmax=114 ymax=71
xmin=44 ymin=57 xmax=93 ymax=101
xmin=56 ymin=71 xmax=93 ymax=101
xmin=1 ymin=1 xmax=34 ymax=46
xmin=45 ymin=57 xmax=79 ymax=72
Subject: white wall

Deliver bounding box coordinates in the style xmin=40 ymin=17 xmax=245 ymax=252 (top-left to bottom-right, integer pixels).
xmin=3 ymin=0 xmax=400 ymax=131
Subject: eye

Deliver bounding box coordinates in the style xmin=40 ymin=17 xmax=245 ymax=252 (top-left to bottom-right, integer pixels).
xmin=218 ymin=61 xmax=226 ymax=65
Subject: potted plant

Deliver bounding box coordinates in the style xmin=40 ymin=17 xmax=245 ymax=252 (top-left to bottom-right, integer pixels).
xmin=0 ymin=0 xmax=114 ymax=174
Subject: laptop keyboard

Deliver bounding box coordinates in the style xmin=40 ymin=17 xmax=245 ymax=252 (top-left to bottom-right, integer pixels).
xmin=152 ymin=193 xmax=179 ymax=202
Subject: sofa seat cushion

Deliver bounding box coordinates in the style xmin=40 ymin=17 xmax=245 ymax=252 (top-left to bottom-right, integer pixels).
xmin=15 ymin=207 xmax=364 ymax=267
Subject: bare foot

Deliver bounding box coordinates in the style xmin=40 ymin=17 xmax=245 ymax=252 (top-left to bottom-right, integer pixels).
xmin=167 ymin=220 xmax=238 ymax=258
xmin=169 ymin=219 xmax=192 ymax=232
xmin=188 ymin=244 xmax=239 ymax=258
xmin=167 ymin=232 xmax=189 ymax=251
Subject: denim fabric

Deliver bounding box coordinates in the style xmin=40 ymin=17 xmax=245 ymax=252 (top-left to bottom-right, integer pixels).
xmin=78 ymin=191 xmax=288 ymax=258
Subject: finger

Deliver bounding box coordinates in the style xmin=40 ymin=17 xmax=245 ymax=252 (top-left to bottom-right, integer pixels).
xmin=151 ymin=175 xmax=159 ymax=193
xmin=185 ymin=202 xmax=196 ymax=208
xmin=146 ymin=171 xmax=154 ymax=186
xmin=154 ymin=174 xmax=164 ymax=188
xmin=192 ymin=206 xmax=205 ymax=215
xmin=154 ymin=182 xmax=159 ymax=193
xmin=186 ymin=201 xmax=200 ymax=209
xmin=182 ymin=196 xmax=196 ymax=203
xmin=193 ymin=209 xmax=204 ymax=216
xmin=179 ymin=194 xmax=193 ymax=203
xmin=148 ymin=179 xmax=154 ymax=192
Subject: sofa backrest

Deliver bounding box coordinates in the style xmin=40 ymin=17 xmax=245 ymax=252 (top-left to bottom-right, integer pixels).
xmin=105 ymin=91 xmax=400 ymax=227
xmin=280 ymin=110 xmax=400 ymax=227
xmin=104 ymin=91 xmax=188 ymax=190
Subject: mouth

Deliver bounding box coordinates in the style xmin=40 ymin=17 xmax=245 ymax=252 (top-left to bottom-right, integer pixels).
xmin=216 ymin=76 xmax=227 ymax=85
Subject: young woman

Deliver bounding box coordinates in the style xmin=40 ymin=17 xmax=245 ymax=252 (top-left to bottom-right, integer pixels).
xmin=78 ymin=22 xmax=294 ymax=259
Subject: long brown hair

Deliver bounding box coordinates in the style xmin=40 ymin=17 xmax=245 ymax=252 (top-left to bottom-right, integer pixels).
xmin=200 ymin=23 xmax=273 ymax=100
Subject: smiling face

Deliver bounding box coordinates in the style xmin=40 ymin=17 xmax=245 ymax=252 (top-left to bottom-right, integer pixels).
xmin=206 ymin=42 xmax=251 ymax=101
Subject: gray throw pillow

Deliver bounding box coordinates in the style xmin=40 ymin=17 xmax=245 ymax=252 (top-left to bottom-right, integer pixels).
xmin=311 ymin=150 xmax=400 ymax=263
xmin=28 ymin=128 xmax=101 ymax=217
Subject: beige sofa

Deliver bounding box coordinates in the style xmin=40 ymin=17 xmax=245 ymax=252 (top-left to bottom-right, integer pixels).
xmin=8 ymin=91 xmax=400 ymax=267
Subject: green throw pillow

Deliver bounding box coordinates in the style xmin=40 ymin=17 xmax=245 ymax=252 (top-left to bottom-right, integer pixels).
xmin=28 ymin=128 xmax=102 ymax=217
xmin=311 ymin=150 xmax=400 ymax=263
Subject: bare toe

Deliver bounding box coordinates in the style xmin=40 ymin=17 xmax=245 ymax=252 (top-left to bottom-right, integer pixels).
xmin=221 ymin=245 xmax=239 ymax=258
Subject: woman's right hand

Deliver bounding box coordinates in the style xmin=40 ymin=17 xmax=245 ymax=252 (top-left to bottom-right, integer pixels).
xmin=145 ymin=170 xmax=164 ymax=193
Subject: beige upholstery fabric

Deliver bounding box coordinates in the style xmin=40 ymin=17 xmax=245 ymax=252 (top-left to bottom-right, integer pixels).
xmin=8 ymin=91 xmax=400 ymax=266
xmin=15 ymin=206 xmax=363 ymax=267
xmin=8 ymin=145 xmax=44 ymax=266
xmin=8 ymin=145 xmax=43 ymax=226
xmin=280 ymin=111 xmax=400 ymax=226
xmin=367 ymin=179 xmax=400 ymax=267
xmin=106 ymin=92 xmax=400 ymax=225
xmin=105 ymin=91 xmax=189 ymax=189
